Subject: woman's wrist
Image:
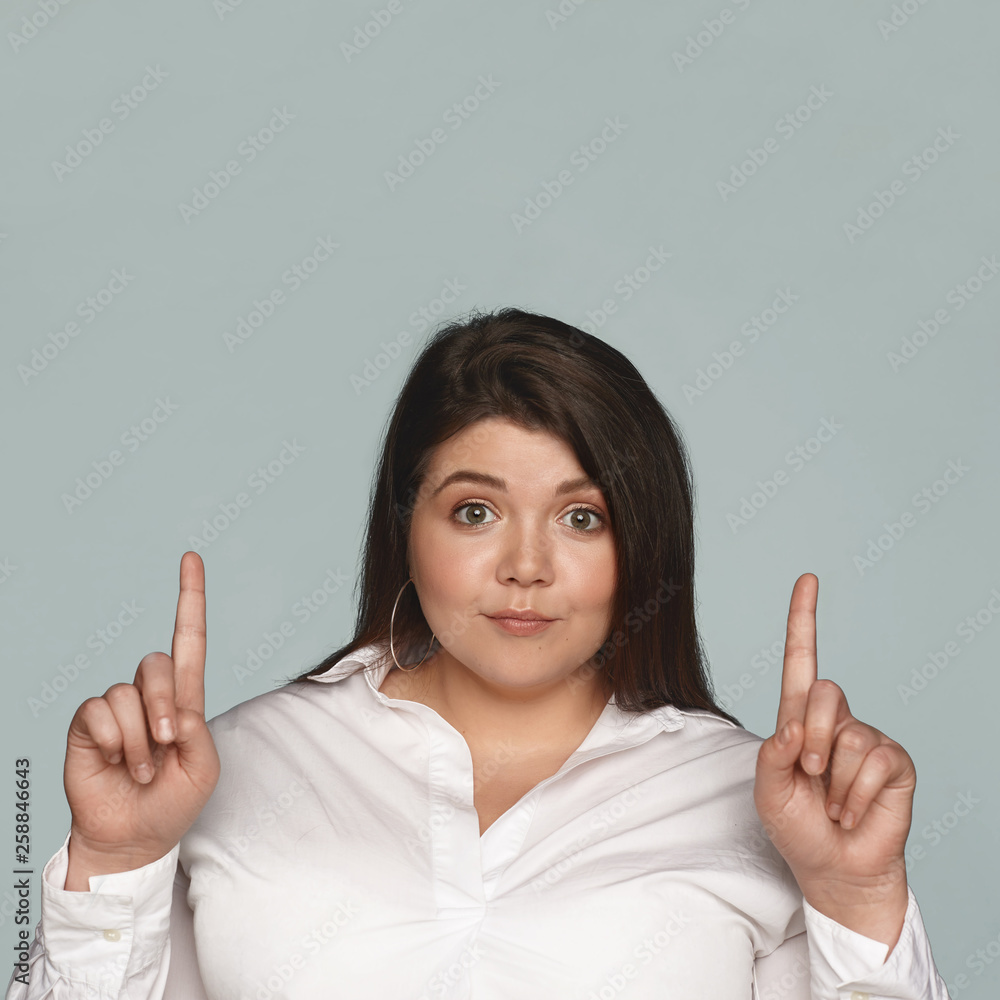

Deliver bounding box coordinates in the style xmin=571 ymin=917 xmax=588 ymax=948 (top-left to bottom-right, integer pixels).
xmin=799 ymin=872 xmax=910 ymax=952
xmin=64 ymin=831 xmax=173 ymax=892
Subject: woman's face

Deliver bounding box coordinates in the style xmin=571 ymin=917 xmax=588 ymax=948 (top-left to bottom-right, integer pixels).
xmin=407 ymin=416 xmax=617 ymax=692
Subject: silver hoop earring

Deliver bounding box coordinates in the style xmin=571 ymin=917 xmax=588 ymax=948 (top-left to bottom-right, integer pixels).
xmin=390 ymin=577 xmax=436 ymax=672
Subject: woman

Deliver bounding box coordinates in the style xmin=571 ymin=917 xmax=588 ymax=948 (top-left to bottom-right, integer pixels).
xmin=8 ymin=308 xmax=948 ymax=998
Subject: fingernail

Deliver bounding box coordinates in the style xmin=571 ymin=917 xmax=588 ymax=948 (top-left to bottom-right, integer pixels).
xmin=804 ymin=752 xmax=822 ymax=773
xmin=841 ymin=810 xmax=855 ymax=829
xmin=157 ymin=718 xmax=174 ymax=743
xmin=778 ymin=723 xmax=791 ymax=746
xmin=827 ymin=802 xmax=842 ymax=820
xmin=135 ymin=763 xmax=153 ymax=783
xmin=109 ymin=751 xmax=122 ymax=765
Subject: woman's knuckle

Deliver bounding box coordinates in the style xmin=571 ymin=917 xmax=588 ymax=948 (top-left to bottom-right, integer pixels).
xmin=78 ymin=696 xmax=103 ymax=716
xmin=868 ymin=746 xmax=896 ymax=771
xmin=837 ymin=728 xmax=869 ymax=756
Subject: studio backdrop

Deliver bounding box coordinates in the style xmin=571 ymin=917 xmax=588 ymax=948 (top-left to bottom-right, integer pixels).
xmin=2 ymin=2 xmax=997 ymax=997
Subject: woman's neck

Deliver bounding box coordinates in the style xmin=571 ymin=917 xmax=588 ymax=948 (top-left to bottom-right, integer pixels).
xmin=380 ymin=648 xmax=613 ymax=758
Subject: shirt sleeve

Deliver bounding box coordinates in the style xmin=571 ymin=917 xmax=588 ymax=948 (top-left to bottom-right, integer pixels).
xmin=3 ymin=829 xmax=195 ymax=1000
xmin=754 ymin=929 xmax=812 ymax=999
xmin=799 ymin=884 xmax=950 ymax=999
xmin=752 ymin=885 xmax=950 ymax=1000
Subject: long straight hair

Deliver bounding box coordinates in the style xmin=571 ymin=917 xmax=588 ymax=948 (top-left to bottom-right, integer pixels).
xmin=285 ymin=306 xmax=740 ymax=726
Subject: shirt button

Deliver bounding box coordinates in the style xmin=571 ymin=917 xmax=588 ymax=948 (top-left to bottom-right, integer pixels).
xmin=850 ymin=992 xmax=871 ymax=1000
xmin=102 ymin=928 xmax=121 ymax=942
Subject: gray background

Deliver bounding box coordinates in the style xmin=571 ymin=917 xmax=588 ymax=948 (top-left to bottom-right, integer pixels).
xmin=2 ymin=1 xmax=998 ymax=996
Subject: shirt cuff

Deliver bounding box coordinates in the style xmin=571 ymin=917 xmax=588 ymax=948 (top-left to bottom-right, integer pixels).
xmin=802 ymin=884 xmax=950 ymax=999
xmin=38 ymin=829 xmax=179 ymax=994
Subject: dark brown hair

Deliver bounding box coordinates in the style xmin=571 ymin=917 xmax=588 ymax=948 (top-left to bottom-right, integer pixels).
xmin=284 ymin=306 xmax=740 ymax=726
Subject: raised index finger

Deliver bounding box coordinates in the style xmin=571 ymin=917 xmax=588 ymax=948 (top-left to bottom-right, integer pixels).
xmin=171 ymin=550 xmax=206 ymax=715
xmin=776 ymin=572 xmax=819 ymax=734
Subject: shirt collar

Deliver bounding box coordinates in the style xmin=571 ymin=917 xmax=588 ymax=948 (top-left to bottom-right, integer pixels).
xmin=305 ymin=641 xmax=687 ymax=741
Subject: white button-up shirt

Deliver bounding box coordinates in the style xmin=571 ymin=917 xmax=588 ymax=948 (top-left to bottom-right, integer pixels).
xmin=7 ymin=642 xmax=949 ymax=999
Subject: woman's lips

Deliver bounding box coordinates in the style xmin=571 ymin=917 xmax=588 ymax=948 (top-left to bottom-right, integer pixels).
xmin=486 ymin=616 xmax=555 ymax=636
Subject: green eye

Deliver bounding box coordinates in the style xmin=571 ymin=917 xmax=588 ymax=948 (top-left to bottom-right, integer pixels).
xmin=450 ymin=501 xmax=604 ymax=533
xmin=452 ymin=503 xmax=495 ymax=525
xmin=560 ymin=508 xmax=603 ymax=532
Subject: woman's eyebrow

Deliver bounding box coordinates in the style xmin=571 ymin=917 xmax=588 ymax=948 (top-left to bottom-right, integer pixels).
xmin=428 ymin=470 xmax=600 ymax=499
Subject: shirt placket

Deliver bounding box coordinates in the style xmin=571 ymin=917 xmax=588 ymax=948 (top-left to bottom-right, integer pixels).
xmin=415 ymin=699 xmax=676 ymax=909
xmin=365 ymin=664 xmax=681 ymax=913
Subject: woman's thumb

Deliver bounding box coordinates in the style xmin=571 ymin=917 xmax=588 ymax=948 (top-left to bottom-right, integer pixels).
xmin=171 ymin=708 xmax=220 ymax=786
xmin=754 ymin=718 xmax=805 ymax=814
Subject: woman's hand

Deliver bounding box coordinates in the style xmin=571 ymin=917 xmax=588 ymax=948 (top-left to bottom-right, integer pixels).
xmin=753 ymin=573 xmax=914 ymax=950
xmin=63 ymin=551 xmax=220 ymax=874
